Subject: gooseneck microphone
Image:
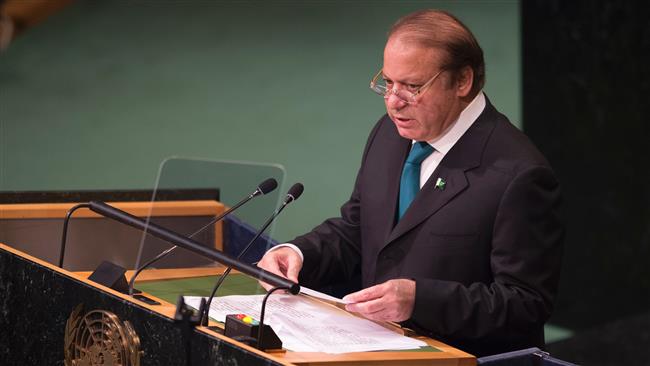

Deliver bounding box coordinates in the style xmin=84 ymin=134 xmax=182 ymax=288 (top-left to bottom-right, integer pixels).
xmin=126 ymin=178 xmax=278 ymax=295
xmin=201 ymin=183 xmax=304 ymax=326
xmin=59 ymin=203 xmax=91 ymax=268
xmin=86 ymin=200 xmax=300 ymax=295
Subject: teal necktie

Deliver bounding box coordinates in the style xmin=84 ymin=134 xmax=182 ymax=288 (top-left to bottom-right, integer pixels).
xmin=398 ymin=142 xmax=434 ymax=220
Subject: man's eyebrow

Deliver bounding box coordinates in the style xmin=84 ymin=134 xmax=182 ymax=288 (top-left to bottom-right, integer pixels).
xmin=381 ymin=73 xmax=401 ymax=82
xmin=382 ymin=73 xmax=423 ymax=85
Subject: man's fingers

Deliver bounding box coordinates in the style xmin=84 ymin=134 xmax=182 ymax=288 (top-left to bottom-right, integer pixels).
xmin=276 ymin=250 xmax=302 ymax=282
xmin=257 ymin=260 xmax=282 ymax=290
xmin=256 ymin=247 xmax=303 ymax=290
xmin=258 ymin=255 xmax=284 ymax=277
xmin=285 ymin=255 xmax=301 ymax=283
xmin=345 ymin=297 xmax=384 ymax=314
xmin=343 ymin=279 xmax=416 ymax=323
xmin=342 ymin=283 xmax=384 ymax=303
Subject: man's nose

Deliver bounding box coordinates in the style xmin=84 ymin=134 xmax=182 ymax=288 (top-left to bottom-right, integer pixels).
xmin=385 ymin=92 xmax=408 ymax=110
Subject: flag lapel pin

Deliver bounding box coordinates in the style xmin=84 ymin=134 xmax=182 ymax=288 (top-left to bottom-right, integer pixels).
xmin=435 ymin=177 xmax=446 ymax=190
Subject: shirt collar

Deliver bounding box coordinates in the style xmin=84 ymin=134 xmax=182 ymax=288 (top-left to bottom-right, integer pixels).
xmin=419 ymin=91 xmax=486 ymax=156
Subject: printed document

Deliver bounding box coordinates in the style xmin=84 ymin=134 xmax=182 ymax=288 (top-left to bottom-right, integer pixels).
xmin=184 ymin=293 xmax=426 ymax=353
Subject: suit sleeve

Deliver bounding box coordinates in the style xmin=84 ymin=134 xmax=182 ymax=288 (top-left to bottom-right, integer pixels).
xmin=410 ymin=164 xmax=564 ymax=345
xmin=290 ymin=119 xmax=384 ymax=288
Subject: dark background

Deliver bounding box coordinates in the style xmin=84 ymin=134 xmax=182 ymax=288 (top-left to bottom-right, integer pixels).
xmin=523 ymin=1 xmax=650 ymax=364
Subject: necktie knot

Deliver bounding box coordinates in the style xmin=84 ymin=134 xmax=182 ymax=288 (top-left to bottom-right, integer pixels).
xmin=405 ymin=141 xmax=434 ymax=165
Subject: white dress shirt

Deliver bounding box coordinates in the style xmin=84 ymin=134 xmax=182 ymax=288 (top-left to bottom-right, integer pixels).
xmin=419 ymin=91 xmax=486 ymax=187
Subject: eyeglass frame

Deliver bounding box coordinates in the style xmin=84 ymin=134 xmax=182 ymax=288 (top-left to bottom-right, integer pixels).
xmin=369 ymin=68 xmax=445 ymax=104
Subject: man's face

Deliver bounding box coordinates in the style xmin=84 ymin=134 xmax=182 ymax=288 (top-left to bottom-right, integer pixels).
xmin=382 ymin=37 xmax=467 ymax=141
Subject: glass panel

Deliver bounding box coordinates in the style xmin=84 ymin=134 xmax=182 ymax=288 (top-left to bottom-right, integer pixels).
xmin=130 ymin=157 xmax=285 ymax=296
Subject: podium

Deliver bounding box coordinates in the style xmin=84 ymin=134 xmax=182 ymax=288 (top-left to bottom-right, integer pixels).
xmin=0 ymin=243 xmax=476 ymax=365
xmin=0 ymin=243 xmax=290 ymax=365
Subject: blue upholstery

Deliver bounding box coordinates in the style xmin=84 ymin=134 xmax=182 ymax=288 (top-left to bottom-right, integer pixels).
xmin=222 ymin=215 xmax=277 ymax=263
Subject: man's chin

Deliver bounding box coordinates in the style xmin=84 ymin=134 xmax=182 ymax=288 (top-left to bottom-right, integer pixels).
xmin=395 ymin=125 xmax=423 ymax=141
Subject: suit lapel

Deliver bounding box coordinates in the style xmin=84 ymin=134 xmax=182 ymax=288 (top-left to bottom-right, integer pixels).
xmin=387 ymin=166 xmax=468 ymax=244
xmin=378 ymin=136 xmax=412 ymax=243
xmin=383 ymin=98 xmax=499 ymax=248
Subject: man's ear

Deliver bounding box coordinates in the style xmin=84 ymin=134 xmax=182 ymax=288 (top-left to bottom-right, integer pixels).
xmin=456 ymin=66 xmax=474 ymax=97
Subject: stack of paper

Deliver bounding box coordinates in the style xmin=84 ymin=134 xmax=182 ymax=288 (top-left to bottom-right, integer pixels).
xmin=184 ymin=293 xmax=426 ymax=354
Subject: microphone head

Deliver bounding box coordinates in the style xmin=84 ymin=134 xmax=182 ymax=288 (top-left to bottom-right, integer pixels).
xmin=285 ymin=183 xmax=304 ymax=203
xmin=257 ymin=178 xmax=278 ymax=195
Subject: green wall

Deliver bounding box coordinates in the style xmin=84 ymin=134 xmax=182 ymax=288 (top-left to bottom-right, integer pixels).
xmin=0 ymin=0 xmax=520 ymax=240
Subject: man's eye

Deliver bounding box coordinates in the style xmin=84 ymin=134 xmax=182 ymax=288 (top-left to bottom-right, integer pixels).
xmin=384 ymin=80 xmax=393 ymax=87
xmin=407 ymin=84 xmax=420 ymax=90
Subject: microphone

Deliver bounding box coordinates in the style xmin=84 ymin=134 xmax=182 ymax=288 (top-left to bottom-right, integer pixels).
xmin=201 ymin=183 xmax=304 ymax=326
xmin=283 ymin=182 xmax=304 ymax=205
xmin=126 ymin=178 xmax=278 ymax=295
xmin=86 ymin=200 xmax=300 ymax=295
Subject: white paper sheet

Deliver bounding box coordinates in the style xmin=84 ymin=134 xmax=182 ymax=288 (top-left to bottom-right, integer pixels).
xmin=298 ymin=286 xmax=352 ymax=304
xmin=184 ymin=294 xmax=426 ymax=354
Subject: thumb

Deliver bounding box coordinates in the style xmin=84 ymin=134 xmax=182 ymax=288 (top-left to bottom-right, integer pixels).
xmin=285 ymin=255 xmax=302 ymax=283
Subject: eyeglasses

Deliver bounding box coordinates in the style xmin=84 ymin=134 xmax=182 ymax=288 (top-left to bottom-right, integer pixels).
xmin=369 ymin=68 xmax=443 ymax=104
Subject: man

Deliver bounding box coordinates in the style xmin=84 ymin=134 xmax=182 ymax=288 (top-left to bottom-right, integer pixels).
xmin=258 ymin=9 xmax=563 ymax=357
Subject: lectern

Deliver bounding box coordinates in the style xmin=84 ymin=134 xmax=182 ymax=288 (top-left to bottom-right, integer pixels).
xmin=0 ymin=243 xmax=290 ymax=365
xmin=0 ymin=243 xmax=476 ymax=365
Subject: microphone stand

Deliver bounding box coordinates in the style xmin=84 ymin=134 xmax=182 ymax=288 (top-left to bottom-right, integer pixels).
xmin=58 ymin=203 xmax=90 ymax=268
xmin=126 ymin=178 xmax=277 ymax=295
xmin=127 ymin=191 xmax=255 ymax=295
xmin=201 ymin=198 xmax=294 ymax=326
xmin=258 ymin=286 xmax=289 ymax=349
xmin=86 ymin=201 xmax=300 ymax=294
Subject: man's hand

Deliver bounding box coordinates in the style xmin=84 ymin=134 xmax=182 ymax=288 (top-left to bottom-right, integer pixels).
xmin=256 ymin=247 xmax=303 ymax=290
xmin=342 ymin=279 xmax=416 ymax=322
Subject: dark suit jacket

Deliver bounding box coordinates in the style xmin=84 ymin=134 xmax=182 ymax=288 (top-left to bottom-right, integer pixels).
xmin=292 ymin=99 xmax=564 ymax=357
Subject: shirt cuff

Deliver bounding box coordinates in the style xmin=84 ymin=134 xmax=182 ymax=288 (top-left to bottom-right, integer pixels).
xmin=267 ymin=243 xmax=304 ymax=262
